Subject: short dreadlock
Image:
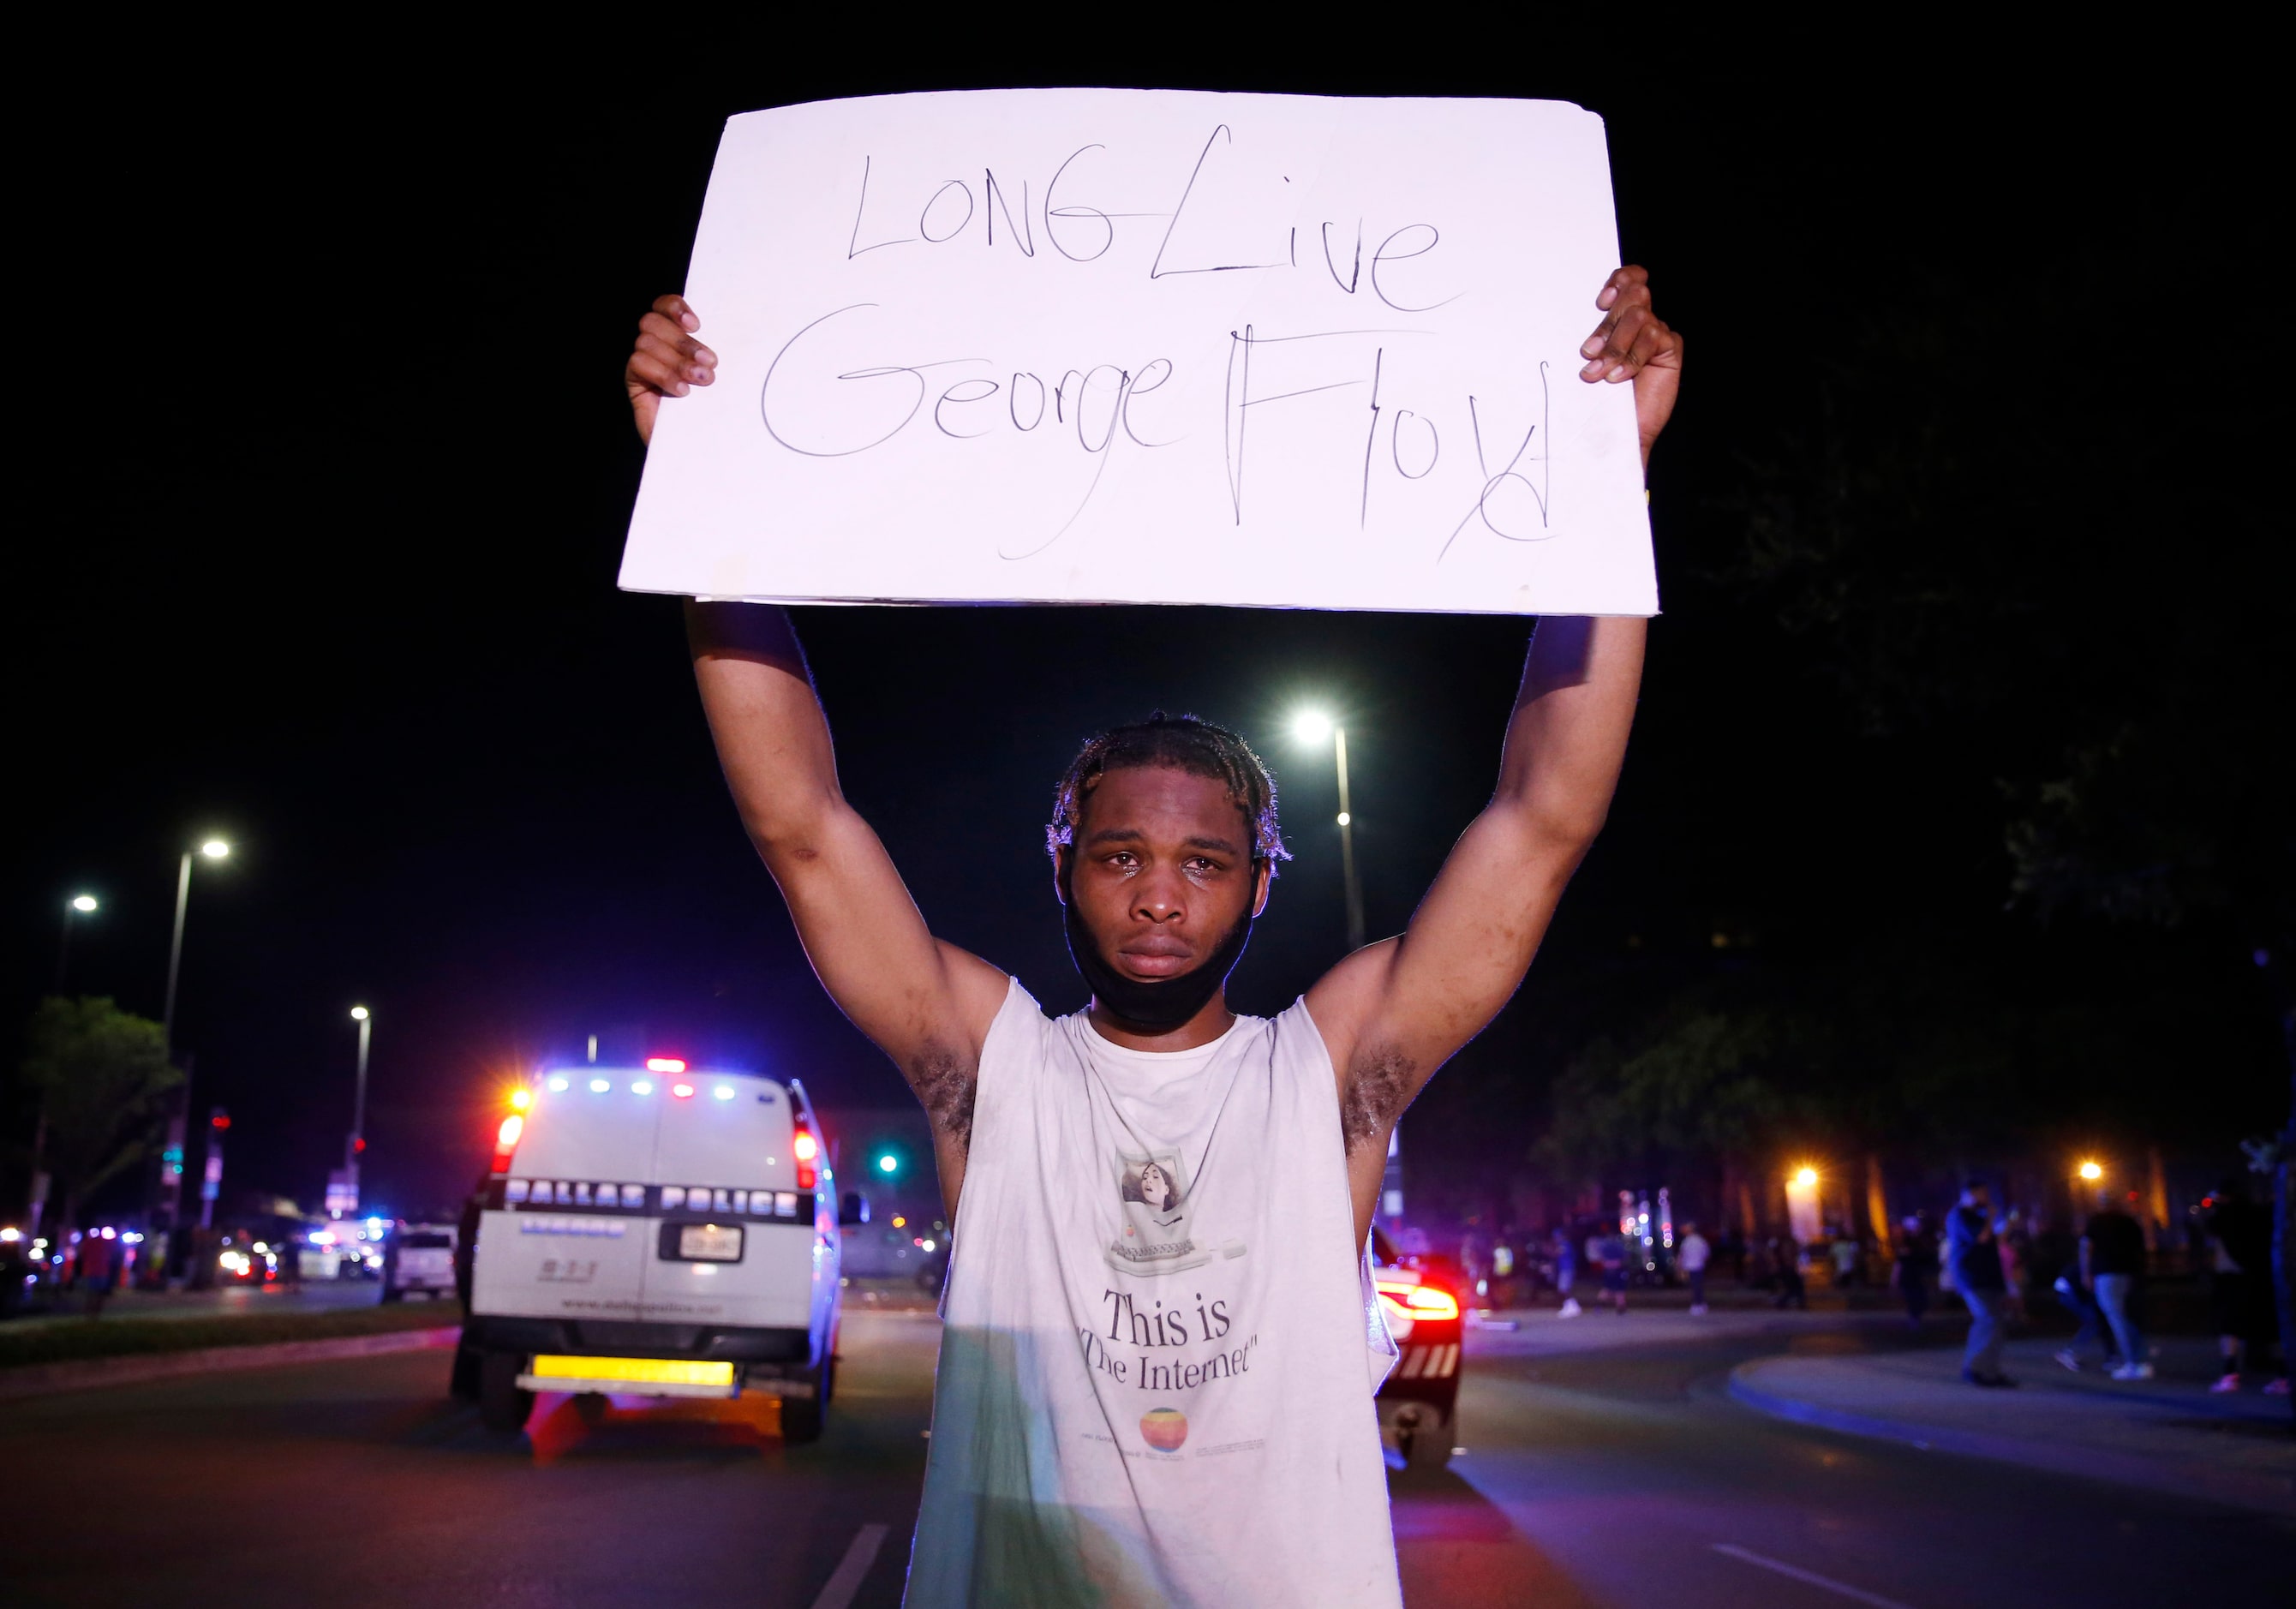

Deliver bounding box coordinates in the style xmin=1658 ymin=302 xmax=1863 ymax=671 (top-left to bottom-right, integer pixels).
xmin=1046 ymin=712 xmax=1290 ymax=874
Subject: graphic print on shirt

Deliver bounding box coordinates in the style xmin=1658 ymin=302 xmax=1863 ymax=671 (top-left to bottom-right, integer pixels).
xmin=1106 ymin=1148 xmax=1212 ymax=1277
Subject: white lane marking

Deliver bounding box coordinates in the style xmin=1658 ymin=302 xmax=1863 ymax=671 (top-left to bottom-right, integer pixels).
xmin=1712 ymin=1544 xmax=1918 ymax=1609
xmin=810 ymin=1522 xmax=891 ymax=1609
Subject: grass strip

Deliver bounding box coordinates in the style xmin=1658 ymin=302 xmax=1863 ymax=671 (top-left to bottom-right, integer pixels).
xmin=0 ymin=1300 xmax=461 ymax=1370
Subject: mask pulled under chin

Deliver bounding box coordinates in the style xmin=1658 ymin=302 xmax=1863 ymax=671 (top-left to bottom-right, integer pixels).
xmin=1061 ymin=864 xmax=1256 ymax=1035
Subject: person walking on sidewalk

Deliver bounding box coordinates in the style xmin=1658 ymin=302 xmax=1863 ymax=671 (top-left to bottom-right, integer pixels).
xmin=1772 ymin=1235 xmax=1809 ymax=1310
xmin=2201 ymin=1180 xmax=2289 ymax=1394
xmin=1896 ymin=1213 xmax=1936 ymax=1329
xmin=2080 ymin=1199 xmax=2152 ymax=1381
xmin=1553 ymin=1224 xmax=1581 ymax=1319
xmin=1948 ymin=1184 xmax=2014 ymax=1387
xmin=1678 ymin=1222 xmax=1712 ymax=1314
xmin=1590 ymin=1228 xmax=1630 ymax=1314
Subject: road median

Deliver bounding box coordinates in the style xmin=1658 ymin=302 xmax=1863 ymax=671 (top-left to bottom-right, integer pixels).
xmin=2 ymin=1302 xmax=463 ymax=1398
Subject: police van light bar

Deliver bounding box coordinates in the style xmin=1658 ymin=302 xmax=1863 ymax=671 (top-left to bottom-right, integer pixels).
xmin=647 ymin=1057 xmax=686 ymax=1073
xmin=712 ymin=1084 xmax=737 ymax=1101
xmin=589 ymin=1078 xmax=612 ymax=1094
xmin=631 ymin=1080 xmax=655 ymax=1095
xmin=671 ymin=1082 xmax=697 ymax=1099
xmin=547 ymin=1076 xmax=569 ymax=1092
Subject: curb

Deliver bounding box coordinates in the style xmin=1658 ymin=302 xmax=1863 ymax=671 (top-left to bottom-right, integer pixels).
xmin=1726 ymin=1362 xmax=2296 ymax=1519
xmin=0 ymin=1325 xmax=461 ymax=1401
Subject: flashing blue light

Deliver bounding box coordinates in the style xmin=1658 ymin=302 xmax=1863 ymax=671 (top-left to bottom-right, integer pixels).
xmin=589 ymin=1078 xmax=612 ymax=1094
xmin=547 ymin=1076 xmax=570 ymax=1092
xmin=712 ymin=1084 xmax=736 ymax=1101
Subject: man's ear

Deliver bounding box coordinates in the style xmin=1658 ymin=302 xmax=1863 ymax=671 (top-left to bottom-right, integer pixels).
xmin=1251 ymin=858 xmax=1271 ymax=918
xmin=1053 ymin=846 xmax=1073 ymax=906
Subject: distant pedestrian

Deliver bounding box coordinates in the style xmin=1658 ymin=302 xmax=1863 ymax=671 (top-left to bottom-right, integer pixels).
xmin=1947 ymin=1184 xmax=2013 ymax=1387
xmin=1830 ymin=1232 xmax=1859 ymax=1288
xmin=77 ymin=1230 xmax=118 ymax=1319
xmin=1678 ymin=1222 xmax=1712 ymax=1314
xmin=1589 ymin=1229 xmax=1629 ymax=1314
xmin=1895 ymin=1214 xmax=1935 ymax=1329
xmin=1771 ymin=1235 xmax=1808 ymax=1310
xmin=2200 ymin=1181 xmax=2287 ymax=1394
xmin=1552 ymin=1225 xmax=1581 ymax=1318
xmin=2080 ymin=1199 xmax=2151 ymax=1380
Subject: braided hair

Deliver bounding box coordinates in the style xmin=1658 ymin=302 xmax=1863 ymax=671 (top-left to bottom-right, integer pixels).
xmin=1046 ymin=712 xmax=1289 ymax=874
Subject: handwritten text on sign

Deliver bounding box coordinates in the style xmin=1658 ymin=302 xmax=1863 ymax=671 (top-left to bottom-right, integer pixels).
xmin=620 ymin=91 xmax=1655 ymax=615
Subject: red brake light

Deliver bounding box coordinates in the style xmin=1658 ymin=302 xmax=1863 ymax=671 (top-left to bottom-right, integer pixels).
xmin=792 ymin=1125 xmax=818 ymax=1190
xmin=647 ymin=1057 xmax=686 ymax=1073
xmin=1375 ymin=1277 xmax=1460 ymax=1324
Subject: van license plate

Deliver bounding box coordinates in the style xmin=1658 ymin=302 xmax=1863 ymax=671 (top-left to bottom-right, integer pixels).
xmin=679 ymin=1223 xmax=744 ymax=1261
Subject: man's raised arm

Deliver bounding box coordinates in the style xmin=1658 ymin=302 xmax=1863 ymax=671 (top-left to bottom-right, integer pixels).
xmin=1306 ymin=266 xmax=1681 ymax=1238
xmin=631 ymin=296 xmax=1007 ymax=1215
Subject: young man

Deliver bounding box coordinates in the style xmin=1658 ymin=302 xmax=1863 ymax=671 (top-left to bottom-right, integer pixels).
xmin=625 ymin=266 xmax=1678 ymax=1606
xmin=1677 ymin=1220 xmax=1712 ymax=1314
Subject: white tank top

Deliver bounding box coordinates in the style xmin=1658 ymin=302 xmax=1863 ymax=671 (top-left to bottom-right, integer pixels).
xmin=904 ymin=979 xmax=1402 ymax=1608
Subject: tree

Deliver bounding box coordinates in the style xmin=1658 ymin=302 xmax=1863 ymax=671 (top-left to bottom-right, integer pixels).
xmin=19 ymin=998 xmax=180 ymax=1235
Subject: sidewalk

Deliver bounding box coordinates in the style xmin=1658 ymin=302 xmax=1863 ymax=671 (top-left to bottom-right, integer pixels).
xmin=1731 ymin=1337 xmax=2295 ymax=1517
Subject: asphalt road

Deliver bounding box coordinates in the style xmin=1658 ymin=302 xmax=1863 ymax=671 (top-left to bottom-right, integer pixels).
xmin=5 ymin=1306 xmax=2289 ymax=1606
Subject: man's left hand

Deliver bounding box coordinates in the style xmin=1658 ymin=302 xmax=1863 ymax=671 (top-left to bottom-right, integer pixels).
xmin=1579 ymin=265 xmax=1683 ymax=467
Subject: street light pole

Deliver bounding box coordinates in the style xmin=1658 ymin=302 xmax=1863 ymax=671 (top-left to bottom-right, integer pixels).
xmin=158 ymin=840 xmax=230 ymax=1264
xmin=347 ymin=1006 xmax=372 ymax=1205
xmin=1332 ymin=727 xmax=1366 ymax=953
xmin=163 ymin=852 xmax=194 ymax=1054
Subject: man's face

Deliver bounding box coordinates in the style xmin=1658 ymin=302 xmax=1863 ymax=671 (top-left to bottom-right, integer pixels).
xmin=1063 ymin=765 xmax=1269 ymax=984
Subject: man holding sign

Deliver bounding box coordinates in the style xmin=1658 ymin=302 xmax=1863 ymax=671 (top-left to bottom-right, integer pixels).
xmin=631 ymin=257 xmax=1676 ymax=1607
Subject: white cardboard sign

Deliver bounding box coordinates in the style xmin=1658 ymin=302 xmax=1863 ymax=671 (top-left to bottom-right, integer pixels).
xmin=620 ymin=91 xmax=1656 ymax=616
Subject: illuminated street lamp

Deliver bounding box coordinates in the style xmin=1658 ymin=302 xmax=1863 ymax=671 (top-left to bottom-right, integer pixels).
xmin=2077 ymin=1160 xmax=2103 ymax=1182
xmin=55 ymin=893 xmax=100 ymax=995
xmin=1290 ymin=710 xmax=1365 ymax=952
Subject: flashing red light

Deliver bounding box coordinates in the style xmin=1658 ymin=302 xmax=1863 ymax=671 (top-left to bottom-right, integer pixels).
xmin=792 ymin=1132 xmax=819 ymax=1163
xmin=792 ymin=1124 xmax=819 ymax=1191
xmin=352 ymin=1137 xmax=366 ymax=1152
xmin=646 ymin=1057 xmax=687 ymax=1074
xmin=671 ymin=1081 xmax=697 ymax=1099
xmin=1374 ymin=1277 xmax=1462 ymax=1324
xmin=210 ymin=1114 xmax=231 ymax=1131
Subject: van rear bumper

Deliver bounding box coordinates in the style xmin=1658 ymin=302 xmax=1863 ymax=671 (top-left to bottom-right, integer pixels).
xmin=463 ymin=1314 xmax=814 ymax=1370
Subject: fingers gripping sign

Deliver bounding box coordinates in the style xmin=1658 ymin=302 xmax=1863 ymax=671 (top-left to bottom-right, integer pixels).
xmin=1578 ymin=265 xmax=1683 ymax=467
xmin=626 ymin=294 xmax=718 ymax=446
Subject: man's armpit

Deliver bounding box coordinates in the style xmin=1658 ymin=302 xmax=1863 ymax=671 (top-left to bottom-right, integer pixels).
xmin=910 ymin=1041 xmax=978 ymax=1155
xmin=1341 ymin=1044 xmax=1417 ymax=1154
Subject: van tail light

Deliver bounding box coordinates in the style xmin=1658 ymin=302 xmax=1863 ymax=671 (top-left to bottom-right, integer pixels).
xmin=792 ymin=1126 xmax=819 ymax=1191
xmin=490 ymin=1114 xmax=523 ymax=1175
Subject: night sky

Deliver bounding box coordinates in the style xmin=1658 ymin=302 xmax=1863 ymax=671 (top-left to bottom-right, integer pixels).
xmin=11 ymin=29 xmax=2286 ymax=1223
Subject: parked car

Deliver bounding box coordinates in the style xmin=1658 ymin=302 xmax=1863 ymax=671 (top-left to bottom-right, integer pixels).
xmin=1372 ymin=1223 xmax=1465 ymax=1472
xmin=381 ymin=1223 xmax=458 ymax=1301
xmin=459 ymin=1062 xmax=845 ymax=1441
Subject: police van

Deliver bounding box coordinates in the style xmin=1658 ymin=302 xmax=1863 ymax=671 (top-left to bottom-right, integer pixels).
xmin=460 ymin=1060 xmax=844 ymax=1439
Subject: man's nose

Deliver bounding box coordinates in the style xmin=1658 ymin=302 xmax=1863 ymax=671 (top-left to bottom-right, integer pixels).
xmin=1133 ymin=870 xmax=1187 ymax=923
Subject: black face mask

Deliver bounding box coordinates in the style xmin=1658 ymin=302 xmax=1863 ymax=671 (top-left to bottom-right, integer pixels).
xmin=1061 ymin=853 xmax=1259 ymax=1035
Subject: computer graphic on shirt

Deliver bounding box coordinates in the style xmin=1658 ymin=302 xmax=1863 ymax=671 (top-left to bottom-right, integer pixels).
xmin=1107 ymin=1150 xmax=1213 ymax=1277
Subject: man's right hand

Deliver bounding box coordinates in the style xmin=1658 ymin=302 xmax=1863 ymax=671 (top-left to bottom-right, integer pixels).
xmin=625 ymin=294 xmax=716 ymax=445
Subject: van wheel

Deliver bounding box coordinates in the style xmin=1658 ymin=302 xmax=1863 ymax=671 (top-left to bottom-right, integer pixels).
xmin=380 ymin=1286 xmax=403 ymax=1304
xmin=450 ymin=1341 xmax=481 ymax=1402
xmin=478 ymin=1352 xmax=533 ymax=1434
